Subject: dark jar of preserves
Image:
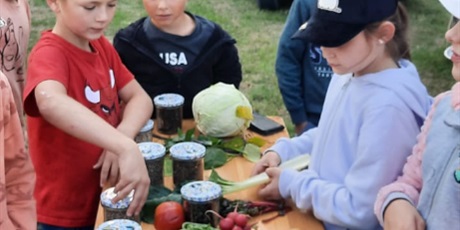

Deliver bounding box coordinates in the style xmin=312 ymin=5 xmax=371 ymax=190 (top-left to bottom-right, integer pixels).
xmin=96 ymin=219 xmax=141 ymax=230
xmin=137 ymin=142 xmax=166 ymax=186
xmin=170 ymin=142 xmax=206 ymax=187
xmin=153 ymin=93 xmax=184 ymax=135
xmin=100 ymin=187 xmax=140 ymax=223
xmin=134 ymin=119 xmax=154 ymax=143
xmin=181 ymin=181 xmax=222 ymax=227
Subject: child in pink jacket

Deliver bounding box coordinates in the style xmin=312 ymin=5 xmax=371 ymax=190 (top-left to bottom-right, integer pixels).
xmin=0 ymin=70 xmax=36 ymax=229
xmin=1 ymin=0 xmax=36 ymax=229
xmin=374 ymin=0 xmax=460 ymax=229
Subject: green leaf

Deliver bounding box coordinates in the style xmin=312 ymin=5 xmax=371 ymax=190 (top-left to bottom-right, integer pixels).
xmin=204 ymin=147 xmax=228 ymax=170
xmin=163 ymin=155 xmax=173 ymax=176
xmin=246 ymin=136 xmax=266 ymax=147
xmin=242 ymin=143 xmax=261 ymax=163
xmin=196 ymin=135 xmax=221 ymax=146
xmin=219 ymin=136 xmax=245 ymax=152
xmin=184 ymin=128 xmax=195 ymax=141
xmin=140 ymin=185 xmax=182 ymax=223
xmin=181 ymin=222 xmax=218 ymax=230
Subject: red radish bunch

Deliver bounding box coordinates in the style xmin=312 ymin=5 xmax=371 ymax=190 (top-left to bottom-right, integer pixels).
xmin=206 ymin=206 xmax=251 ymax=230
xmin=218 ymin=211 xmax=250 ymax=230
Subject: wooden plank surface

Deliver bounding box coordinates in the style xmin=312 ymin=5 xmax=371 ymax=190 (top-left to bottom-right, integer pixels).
xmin=95 ymin=117 xmax=324 ymax=230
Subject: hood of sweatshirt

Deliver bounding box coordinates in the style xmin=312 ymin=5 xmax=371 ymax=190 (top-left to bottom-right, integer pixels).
xmin=354 ymin=59 xmax=432 ymax=119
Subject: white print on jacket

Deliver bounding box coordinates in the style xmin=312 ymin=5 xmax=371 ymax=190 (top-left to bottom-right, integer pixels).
xmin=318 ymin=0 xmax=342 ymax=13
xmin=159 ymin=52 xmax=188 ymax=66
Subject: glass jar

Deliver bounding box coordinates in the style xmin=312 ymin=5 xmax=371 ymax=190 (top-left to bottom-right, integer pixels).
xmin=138 ymin=142 xmax=166 ymax=186
xmin=170 ymin=142 xmax=206 ymax=187
xmin=96 ymin=219 xmax=141 ymax=230
xmin=181 ymin=181 xmax=222 ymax=227
xmin=100 ymin=187 xmax=140 ymax=223
xmin=134 ymin=119 xmax=154 ymax=143
xmin=153 ymin=93 xmax=184 ymax=134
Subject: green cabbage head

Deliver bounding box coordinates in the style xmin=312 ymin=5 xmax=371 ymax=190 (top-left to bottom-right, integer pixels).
xmin=192 ymin=83 xmax=253 ymax=137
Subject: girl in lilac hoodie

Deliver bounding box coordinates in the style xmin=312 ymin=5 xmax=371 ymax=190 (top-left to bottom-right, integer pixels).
xmin=374 ymin=0 xmax=460 ymax=229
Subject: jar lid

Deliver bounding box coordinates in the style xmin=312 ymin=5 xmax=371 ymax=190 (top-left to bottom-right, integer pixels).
xmin=170 ymin=142 xmax=206 ymax=160
xmin=96 ymin=219 xmax=141 ymax=230
xmin=181 ymin=181 xmax=222 ymax=202
xmin=100 ymin=187 xmax=134 ymax=209
xmin=138 ymin=142 xmax=166 ymax=160
xmin=139 ymin=119 xmax=154 ymax=132
xmin=154 ymin=93 xmax=184 ymax=107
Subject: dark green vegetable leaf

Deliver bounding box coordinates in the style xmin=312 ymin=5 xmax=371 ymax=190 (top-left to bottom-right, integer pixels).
xmin=204 ymin=147 xmax=228 ymax=170
xmin=140 ymin=185 xmax=182 ymax=223
xmin=163 ymin=155 xmax=173 ymax=176
xmin=219 ymin=136 xmax=245 ymax=152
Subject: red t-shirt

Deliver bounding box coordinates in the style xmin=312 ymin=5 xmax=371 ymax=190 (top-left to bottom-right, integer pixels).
xmin=24 ymin=31 xmax=133 ymax=227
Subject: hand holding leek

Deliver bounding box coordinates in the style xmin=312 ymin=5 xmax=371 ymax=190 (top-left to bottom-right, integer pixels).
xmin=209 ymin=154 xmax=310 ymax=194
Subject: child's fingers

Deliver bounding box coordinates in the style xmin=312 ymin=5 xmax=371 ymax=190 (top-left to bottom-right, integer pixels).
xmin=100 ymin=161 xmax=111 ymax=187
xmin=126 ymin=182 xmax=149 ymax=216
xmin=112 ymin=181 xmax=131 ymax=204
xmin=258 ymin=182 xmax=275 ymax=199
xmin=108 ymin=164 xmax=119 ymax=186
xmin=251 ymin=162 xmax=268 ymax=176
xmin=93 ymin=153 xmax=105 ymax=169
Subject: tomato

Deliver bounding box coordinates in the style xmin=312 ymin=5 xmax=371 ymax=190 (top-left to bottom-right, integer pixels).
xmin=154 ymin=201 xmax=185 ymax=230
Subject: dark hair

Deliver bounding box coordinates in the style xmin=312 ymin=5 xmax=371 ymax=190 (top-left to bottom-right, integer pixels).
xmin=364 ymin=2 xmax=411 ymax=61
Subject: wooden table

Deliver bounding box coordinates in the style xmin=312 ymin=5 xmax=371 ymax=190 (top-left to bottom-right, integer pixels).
xmin=95 ymin=117 xmax=324 ymax=230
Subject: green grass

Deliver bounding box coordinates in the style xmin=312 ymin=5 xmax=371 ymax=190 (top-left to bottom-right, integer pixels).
xmin=28 ymin=0 xmax=455 ymax=135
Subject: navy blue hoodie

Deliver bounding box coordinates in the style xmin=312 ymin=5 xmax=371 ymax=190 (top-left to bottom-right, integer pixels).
xmin=113 ymin=14 xmax=242 ymax=119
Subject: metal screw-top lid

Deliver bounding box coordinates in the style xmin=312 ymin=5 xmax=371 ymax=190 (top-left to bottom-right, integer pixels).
xmin=154 ymin=93 xmax=185 ymax=108
xmin=100 ymin=187 xmax=134 ymax=209
xmin=138 ymin=142 xmax=166 ymax=160
xmin=170 ymin=142 xmax=206 ymax=160
xmin=181 ymin=181 xmax=222 ymax=202
xmin=96 ymin=219 xmax=141 ymax=230
xmin=139 ymin=119 xmax=154 ymax=132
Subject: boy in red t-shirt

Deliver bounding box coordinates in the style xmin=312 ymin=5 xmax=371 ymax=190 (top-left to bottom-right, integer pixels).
xmin=23 ymin=0 xmax=152 ymax=228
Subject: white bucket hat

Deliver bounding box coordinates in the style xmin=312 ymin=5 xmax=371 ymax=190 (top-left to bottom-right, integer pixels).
xmin=440 ymin=0 xmax=460 ymax=18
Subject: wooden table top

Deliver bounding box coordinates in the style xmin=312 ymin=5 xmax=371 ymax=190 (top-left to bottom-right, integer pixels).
xmin=95 ymin=117 xmax=324 ymax=230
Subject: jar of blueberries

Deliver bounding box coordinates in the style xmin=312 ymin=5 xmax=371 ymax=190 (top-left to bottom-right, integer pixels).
xmin=100 ymin=187 xmax=140 ymax=223
xmin=153 ymin=93 xmax=184 ymax=135
xmin=138 ymin=141 xmax=166 ymax=186
xmin=134 ymin=119 xmax=154 ymax=143
xmin=181 ymin=181 xmax=222 ymax=227
xmin=170 ymin=142 xmax=206 ymax=187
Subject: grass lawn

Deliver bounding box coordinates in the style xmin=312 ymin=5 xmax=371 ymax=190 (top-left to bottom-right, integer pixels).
xmin=29 ymin=0 xmax=455 ymax=135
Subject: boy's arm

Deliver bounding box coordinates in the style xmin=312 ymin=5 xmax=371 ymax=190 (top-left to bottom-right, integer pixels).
xmin=34 ymin=79 xmax=150 ymax=216
xmin=116 ymin=80 xmax=153 ymax=138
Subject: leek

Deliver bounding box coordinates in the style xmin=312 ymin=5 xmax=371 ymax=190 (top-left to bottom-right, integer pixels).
xmin=209 ymin=154 xmax=310 ymax=194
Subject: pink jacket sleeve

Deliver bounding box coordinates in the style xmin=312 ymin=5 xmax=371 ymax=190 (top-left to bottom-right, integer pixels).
xmin=0 ymin=72 xmax=36 ymax=229
xmin=373 ymin=91 xmax=449 ymax=225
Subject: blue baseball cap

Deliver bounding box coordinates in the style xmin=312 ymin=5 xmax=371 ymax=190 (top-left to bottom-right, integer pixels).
xmin=293 ymin=0 xmax=398 ymax=47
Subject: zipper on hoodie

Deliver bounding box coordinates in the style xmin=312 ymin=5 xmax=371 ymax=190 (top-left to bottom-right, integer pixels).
xmin=316 ymin=77 xmax=352 ymax=169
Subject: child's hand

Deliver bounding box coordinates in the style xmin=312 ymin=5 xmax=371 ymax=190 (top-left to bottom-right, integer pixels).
xmin=112 ymin=143 xmax=150 ymax=217
xmin=383 ymin=199 xmax=425 ymax=230
xmin=93 ymin=151 xmax=119 ymax=187
xmin=258 ymin=167 xmax=282 ymax=200
xmin=251 ymin=151 xmax=281 ymax=176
